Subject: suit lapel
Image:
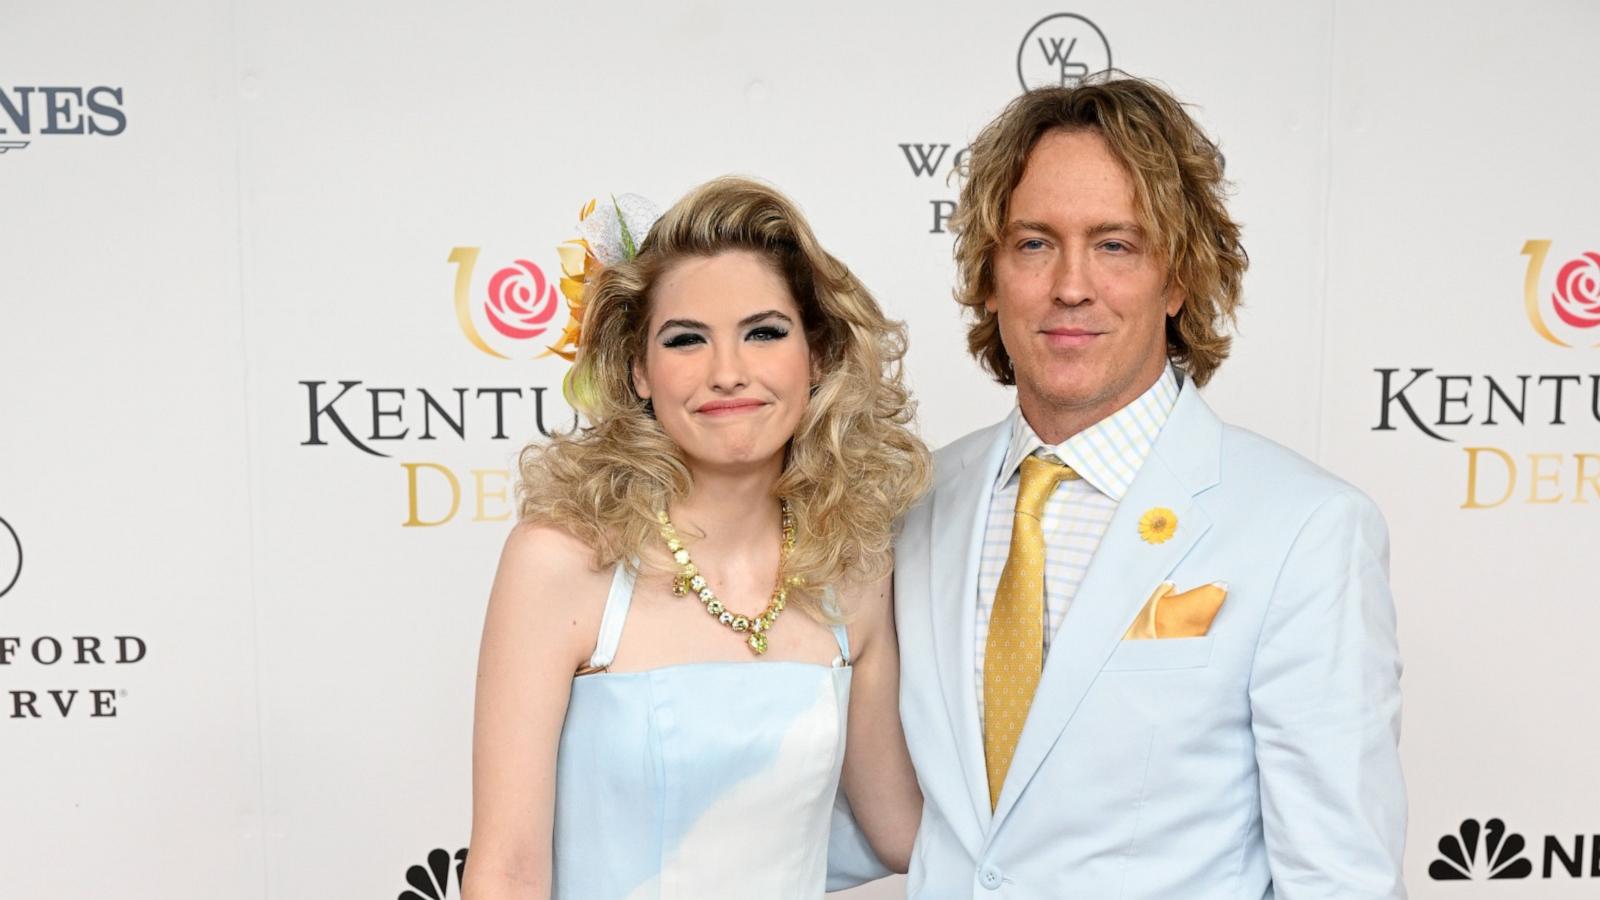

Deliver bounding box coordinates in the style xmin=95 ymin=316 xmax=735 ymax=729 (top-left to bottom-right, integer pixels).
xmin=928 ymin=415 xmax=1013 ymax=832
xmin=988 ymin=386 xmax=1223 ymax=830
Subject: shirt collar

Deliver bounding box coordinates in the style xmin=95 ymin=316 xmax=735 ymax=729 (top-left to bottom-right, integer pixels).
xmin=996 ymin=365 xmax=1181 ymax=501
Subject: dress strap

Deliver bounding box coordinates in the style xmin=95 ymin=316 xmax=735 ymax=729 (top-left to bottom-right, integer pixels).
xmin=585 ymin=562 xmax=637 ymax=671
xmin=829 ymin=624 xmax=851 ymax=665
xmin=824 ymin=585 xmax=850 ymax=664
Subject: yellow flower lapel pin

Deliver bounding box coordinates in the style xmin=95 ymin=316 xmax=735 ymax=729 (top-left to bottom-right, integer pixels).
xmin=1138 ymin=507 xmax=1178 ymax=545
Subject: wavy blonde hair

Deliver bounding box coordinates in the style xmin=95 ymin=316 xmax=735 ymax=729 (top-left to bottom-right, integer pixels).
xmin=951 ymin=74 xmax=1248 ymax=387
xmin=518 ymin=177 xmax=930 ymax=616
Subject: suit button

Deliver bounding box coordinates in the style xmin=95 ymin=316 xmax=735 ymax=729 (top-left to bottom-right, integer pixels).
xmin=979 ymin=863 xmax=1003 ymax=890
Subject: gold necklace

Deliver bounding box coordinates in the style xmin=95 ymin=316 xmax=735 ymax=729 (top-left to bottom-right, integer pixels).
xmin=656 ymin=499 xmax=794 ymax=655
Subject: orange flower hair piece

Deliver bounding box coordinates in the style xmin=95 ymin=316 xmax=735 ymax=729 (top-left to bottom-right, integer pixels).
xmin=544 ymin=193 xmax=661 ymax=362
xmin=545 ymin=198 xmax=600 ymax=362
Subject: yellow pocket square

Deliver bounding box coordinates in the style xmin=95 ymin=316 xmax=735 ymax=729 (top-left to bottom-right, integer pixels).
xmin=1122 ymin=581 xmax=1228 ymax=640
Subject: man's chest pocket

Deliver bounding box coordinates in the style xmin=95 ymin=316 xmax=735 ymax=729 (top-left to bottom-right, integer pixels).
xmin=1101 ymin=635 xmax=1215 ymax=671
xmin=1092 ymin=635 xmax=1229 ymax=730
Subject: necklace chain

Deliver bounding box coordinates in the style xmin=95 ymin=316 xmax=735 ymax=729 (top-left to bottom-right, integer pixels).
xmin=656 ymin=499 xmax=794 ymax=655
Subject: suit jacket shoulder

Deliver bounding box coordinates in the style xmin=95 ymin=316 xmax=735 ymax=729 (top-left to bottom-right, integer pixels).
xmin=932 ymin=417 xmax=1010 ymax=481
xmin=1210 ymin=420 xmax=1386 ymax=530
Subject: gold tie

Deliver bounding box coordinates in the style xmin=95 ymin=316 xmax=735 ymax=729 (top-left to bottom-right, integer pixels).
xmin=983 ymin=454 xmax=1076 ymax=809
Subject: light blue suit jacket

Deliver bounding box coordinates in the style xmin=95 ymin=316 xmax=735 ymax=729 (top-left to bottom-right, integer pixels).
xmin=830 ymin=384 xmax=1406 ymax=898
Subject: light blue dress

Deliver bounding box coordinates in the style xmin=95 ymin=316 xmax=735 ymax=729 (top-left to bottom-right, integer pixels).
xmin=552 ymin=563 xmax=853 ymax=899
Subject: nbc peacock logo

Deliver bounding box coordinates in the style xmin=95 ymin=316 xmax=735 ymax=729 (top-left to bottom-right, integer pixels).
xmin=1521 ymin=240 xmax=1600 ymax=347
xmin=398 ymin=847 xmax=469 ymax=900
xmin=447 ymin=247 xmax=561 ymax=359
xmin=1429 ymin=818 xmax=1532 ymax=881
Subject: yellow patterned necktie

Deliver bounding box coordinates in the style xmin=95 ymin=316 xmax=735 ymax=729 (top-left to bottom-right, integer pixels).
xmin=983 ymin=453 xmax=1077 ymax=809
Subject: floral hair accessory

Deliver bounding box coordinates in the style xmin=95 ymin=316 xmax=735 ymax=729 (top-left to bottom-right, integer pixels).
xmin=545 ymin=193 xmax=661 ymax=363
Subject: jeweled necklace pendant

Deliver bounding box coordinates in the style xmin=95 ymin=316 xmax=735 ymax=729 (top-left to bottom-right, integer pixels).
xmin=657 ymin=499 xmax=795 ymax=655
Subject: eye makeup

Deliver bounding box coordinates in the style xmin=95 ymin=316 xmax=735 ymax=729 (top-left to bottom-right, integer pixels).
xmin=654 ymin=310 xmax=795 ymax=348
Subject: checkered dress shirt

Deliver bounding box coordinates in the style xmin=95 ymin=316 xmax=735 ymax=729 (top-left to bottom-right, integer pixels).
xmin=975 ymin=367 xmax=1180 ymax=723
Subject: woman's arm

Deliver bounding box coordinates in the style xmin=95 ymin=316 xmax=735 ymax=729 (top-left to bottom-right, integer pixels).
xmin=839 ymin=571 xmax=922 ymax=874
xmin=462 ymin=524 xmax=608 ymax=900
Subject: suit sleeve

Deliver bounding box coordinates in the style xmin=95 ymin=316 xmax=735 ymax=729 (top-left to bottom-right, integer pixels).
xmin=1249 ymin=489 xmax=1407 ymax=899
xmin=825 ymin=785 xmax=893 ymax=891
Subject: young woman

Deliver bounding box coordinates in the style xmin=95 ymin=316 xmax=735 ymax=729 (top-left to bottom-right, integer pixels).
xmin=464 ymin=177 xmax=929 ymax=899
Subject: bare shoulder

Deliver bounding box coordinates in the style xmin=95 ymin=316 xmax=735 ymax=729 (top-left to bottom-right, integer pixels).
xmin=500 ymin=521 xmax=599 ymax=570
xmin=834 ymin=567 xmax=894 ymax=658
xmin=485 ymin=522 xmax=615 ymax=668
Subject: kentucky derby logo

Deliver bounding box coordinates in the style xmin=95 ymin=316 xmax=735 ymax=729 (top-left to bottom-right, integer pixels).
xmin=1429 ymin=818 xmax=1532 ymax=880
xmin=0 ymin=516 xmax=20 ymax=599
xmin=399 ymin=847 xmax=469 ymax=900
xmin=1521 ymin=240 xmax=1600 ymax=347
xmin=448 ymin=247 xmax=561 ymax=359
xmin=1017 ymin=14 xmax=1111 ymax=91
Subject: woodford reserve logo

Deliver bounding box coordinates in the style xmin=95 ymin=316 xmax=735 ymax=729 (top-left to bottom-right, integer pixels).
xmin=0 ymin=516 xmax=20 ymax=599
xmin=1 ymin=635 xmax=147 ymax=719
xmin=1017 ymin=13 xmax=1111 ymax=91
xmin=297 ymin=247 xmax=577 ymax=527
xmin=1372 ymin=240 xmax=1600 ymax=508
xmin=897 ymin=13 xmax=1112 ymax=235
xmin=0 ymin=515 xmax=151 ymax=722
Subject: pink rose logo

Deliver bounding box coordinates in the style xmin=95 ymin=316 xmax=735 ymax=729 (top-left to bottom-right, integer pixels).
xmin=484 ymin=260 xmax=559 ymax=340
xmin=1551 ymin=251 xmax=1600 ymax=329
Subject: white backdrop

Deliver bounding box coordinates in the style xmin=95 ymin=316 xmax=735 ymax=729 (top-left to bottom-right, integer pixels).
xmin=3 ymin=1 xmax=1598 ymax=897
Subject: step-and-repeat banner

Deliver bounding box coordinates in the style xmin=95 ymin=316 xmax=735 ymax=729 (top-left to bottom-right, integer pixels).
xmin=3 ymin=1 xmax=1597 ymax=897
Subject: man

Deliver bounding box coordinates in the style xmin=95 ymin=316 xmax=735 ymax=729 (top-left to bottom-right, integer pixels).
xmin=831 ymin=76 xmax=1406 ymax=897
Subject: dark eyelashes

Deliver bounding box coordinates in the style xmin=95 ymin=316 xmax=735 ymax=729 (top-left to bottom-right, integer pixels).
xmin=659 ymin=326 xmax=789 ymax=348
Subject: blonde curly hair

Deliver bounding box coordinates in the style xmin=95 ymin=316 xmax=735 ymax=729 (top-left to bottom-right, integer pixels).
xmin=518 ymin=177 xmax=931 ymax=615
xmin=951 ymin=74 xmax=1248 ymax=387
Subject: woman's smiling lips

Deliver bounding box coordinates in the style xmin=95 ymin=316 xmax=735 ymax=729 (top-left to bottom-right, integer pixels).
xmin=695 ymin=398 xmax=769 ymax=416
